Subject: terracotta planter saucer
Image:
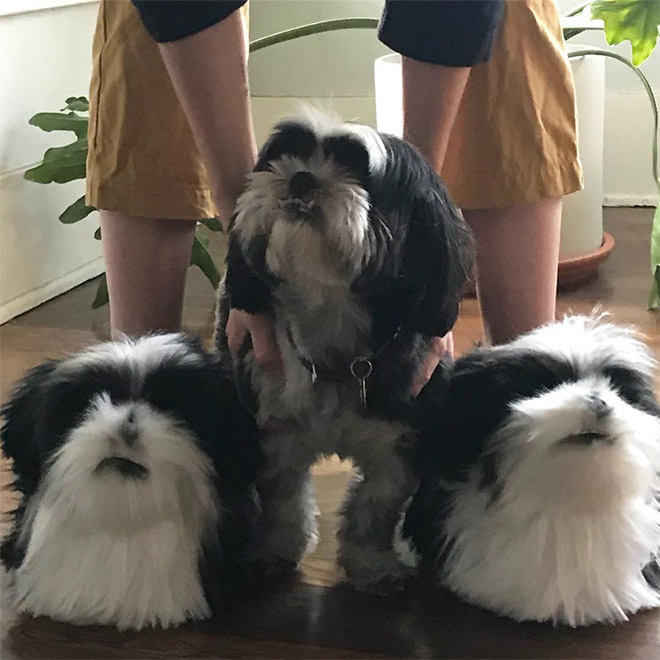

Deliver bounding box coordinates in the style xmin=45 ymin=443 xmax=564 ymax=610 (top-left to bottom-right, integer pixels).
xmin=463 ymin=232 xmax=615 ymax=298
xmin=557 ymin=231 xmax=615 ymax=290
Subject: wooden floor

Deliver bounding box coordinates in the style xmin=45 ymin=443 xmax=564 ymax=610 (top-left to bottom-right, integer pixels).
xmin=1 ymin=208 xmax=658 ymax=659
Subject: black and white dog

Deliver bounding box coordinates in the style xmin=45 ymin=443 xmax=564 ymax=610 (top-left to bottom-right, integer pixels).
xmin=404 ymin=315 xmax=660 ymax=626
xmin=1 ymin=334 xmax=260 ymax=630
xmin=216 ymin=110 xmax=473 ymax=590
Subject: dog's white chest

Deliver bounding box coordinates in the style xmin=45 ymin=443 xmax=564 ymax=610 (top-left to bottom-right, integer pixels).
xmin=13 ymin=504 xmax=210 ymax=630
xmin=444 ymin=478 xmax=660 ymax=626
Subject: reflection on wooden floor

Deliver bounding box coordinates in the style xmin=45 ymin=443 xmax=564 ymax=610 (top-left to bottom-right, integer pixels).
xmin=1 ymin=208 xmax=658 ymax=658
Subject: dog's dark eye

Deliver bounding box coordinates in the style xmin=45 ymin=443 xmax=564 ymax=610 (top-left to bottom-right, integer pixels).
xmin=323 ymin=136 xmax=370 ymax=183
xmin=255 ymin=123 xmax=317 ymax=171
xmin=602 ymin=365 xmax=656 ymax=411
xmin=39 ymin=368 xmax=131 ymax=451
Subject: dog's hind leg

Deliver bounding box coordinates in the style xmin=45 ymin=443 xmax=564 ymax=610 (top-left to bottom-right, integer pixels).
xmin=251 ymin=425 xmax=319 ymax=579
xmin=337 ymin=426 xmax=418 ymax=592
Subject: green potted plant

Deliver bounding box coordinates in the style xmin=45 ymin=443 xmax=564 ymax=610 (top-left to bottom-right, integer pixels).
xmin=22 ymin=96 xmax=222 ymax=309
xmin=566 ymin=0 xmax=659 ymax=308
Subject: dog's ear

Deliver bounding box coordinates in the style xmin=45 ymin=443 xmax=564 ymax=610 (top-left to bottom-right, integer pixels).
xmin=421 ymin=351 xmax=506 ymax=483
xmin=142 ymin=353 xmax=261 ymax=493
xmin=254 ymin=130 xmax=284 ymax=172
xmin=403 ymin=349 xmax=516 ymax=558
xmin=430 ymin=348 xmax=575 ymax=481
xmin=601 ymin=364 xmax=660 ymax=418
xmin=400 ymin=183 xmax=475 ymax=338
xmin=643 ymin=556 xmax=660 ymax=590
xmin=224 ymin=231 xmax=273 ymax=315
xmin=1 ymin=361 xmax=58 ymax=493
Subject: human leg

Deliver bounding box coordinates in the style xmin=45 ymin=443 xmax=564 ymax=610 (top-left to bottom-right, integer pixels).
xmin=412 ymin=1 xmax=580 ymax=349
xmin=464 ymin=197 xmax=562 ymax=345
xmin=401 ymin=60 xmax=470 ymax=368
xmin=99 ymin=211 xmax=196 ymax=338
xmin=87 ymin=1 xmax=240 ymax=338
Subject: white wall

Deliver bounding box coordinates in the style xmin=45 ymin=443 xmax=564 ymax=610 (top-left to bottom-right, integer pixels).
xmin=249 ymin=0 xmax=659 ymax=205
xmin=249 ymin=0 xmax=386 ymax=143
xmin=557 ymin=0 xmax=659 ymax=205
xmin=0 ymin=1 xmax=102 ymax=324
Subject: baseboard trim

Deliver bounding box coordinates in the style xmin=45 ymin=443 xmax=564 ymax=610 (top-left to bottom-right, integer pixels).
xmin=603 ymin=194 xmax=657 ymax=207
xmin=251 ymin=95 xmax=376 ymax=144
xmin=0 ymin=0 xmax=97 ymax=19
xmin=0 ymin=257 xmax=104 ymax=325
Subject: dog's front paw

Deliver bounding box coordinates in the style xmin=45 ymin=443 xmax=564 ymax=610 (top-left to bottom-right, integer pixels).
xmin=339 ymin=545 xmax=415 ymax=594
xmin=247 ymin=527 xmax=318 ymax=582
xmin=249 ymin=555 xmax=301 ymax=582
xmin=358 ymin=568 xmax=415 ymax=596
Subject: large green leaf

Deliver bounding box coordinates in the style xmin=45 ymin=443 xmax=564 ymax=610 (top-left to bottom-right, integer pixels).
xmin=43 ymin=137 xmax=87 ymax=163
xmin=62 ymin=97 xmax=89 ymax=112
xmin=198 ymin=217 xmax=223 ymax=232
xmin=590 ymin=0 xmax=660 ymax=66
xmin=59 ymin=195 xmax=96 ymax=224
xmin=196 ymin=231 xmax=210 ymax=249
xmin=28 ymin=112 xmax=88 ymax=138
xmin=24 ymin=148 xmax=86 ymax=184
xmin=649 ymin=267 xmax=659 ymax=309
xmin=190 ymin=232 xmax=221 ymax=290
xmin=92 ymin=274 xmax=109 ymax=309
xmin=648 ymin=195 xmax=660 ymax=309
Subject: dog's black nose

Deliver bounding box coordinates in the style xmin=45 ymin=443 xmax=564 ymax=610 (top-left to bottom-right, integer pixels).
xmin=289 ymin=171 xmax=318 ymax=199
xmin=587 ymin=394 xmax=610 ymax=420
xmin=120 ymin=409 xmax=139 ymax=447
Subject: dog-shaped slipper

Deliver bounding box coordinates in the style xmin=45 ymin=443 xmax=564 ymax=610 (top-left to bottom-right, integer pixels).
xmin=1 ymin=334 xmax=260 ymax=630
xmin=404 ymin=315 xmax=660 ymax=625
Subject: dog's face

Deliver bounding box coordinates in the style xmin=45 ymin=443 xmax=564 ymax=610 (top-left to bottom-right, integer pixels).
xmin=233 ymin=112 xmax=387 ymax=287
xmin=2 ymin=335 xmax=256 ymax=539
xmin=40 ymin=392 xmax=215 ymax=534
xmin=440 ymin=316 xmax=660 ymax=514
xmin=2 ymin=335 xmax=261 ymax=629
xmin=498 ymin=374 xmax=660 ymax=513
xmin=227 ymin=110 xmax=474 ymax=338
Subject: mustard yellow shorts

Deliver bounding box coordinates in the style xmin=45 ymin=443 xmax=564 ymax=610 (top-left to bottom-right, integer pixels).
xmin=86 ymin=0 xmax=248 ymax=220
xmin=441 ymin=0 xmax=583 ymax=209
xmin=86 ymin=0 xmax=581 ymax=218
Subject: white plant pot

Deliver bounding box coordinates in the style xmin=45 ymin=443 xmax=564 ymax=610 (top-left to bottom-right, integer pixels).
xmin=374 ymin=53 xmax=404 ymax=136
xmin=562 ymin=46 xmax=605 ymax=260
xmin=374 ymin=51 xmax=607 ymax=264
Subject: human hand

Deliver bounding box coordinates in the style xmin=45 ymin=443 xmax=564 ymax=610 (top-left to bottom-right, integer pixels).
xmin=410 ymin=333 xmax=454 ymax=397
xmin=226 ymin=309 xmax=283 ymax=374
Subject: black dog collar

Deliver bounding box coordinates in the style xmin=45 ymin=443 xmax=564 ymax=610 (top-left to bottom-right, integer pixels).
xmin=285 ymin=325 xmax=401 ymax=406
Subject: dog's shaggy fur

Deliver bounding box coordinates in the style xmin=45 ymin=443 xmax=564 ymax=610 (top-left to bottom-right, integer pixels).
xmin=404 ymin=315 xmax=660 ymax=625
xmin=216 ymin=110 xmax=473 ymax=590
xmin=1 ymin=334 xmax=261 ymax=630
